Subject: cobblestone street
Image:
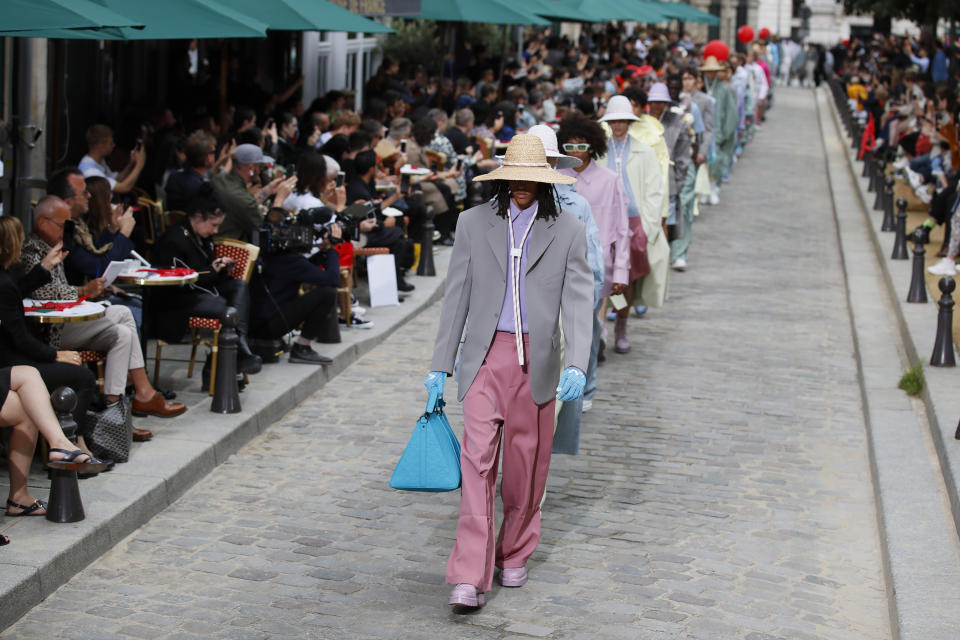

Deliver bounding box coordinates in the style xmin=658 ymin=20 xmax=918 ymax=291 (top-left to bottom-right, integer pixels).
xmin=3 ymin=89 xmax=892 ymax=640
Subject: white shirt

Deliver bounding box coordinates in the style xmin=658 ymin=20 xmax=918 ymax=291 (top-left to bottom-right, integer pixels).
xmin=79 ymin=154 xmax=117 ymax=189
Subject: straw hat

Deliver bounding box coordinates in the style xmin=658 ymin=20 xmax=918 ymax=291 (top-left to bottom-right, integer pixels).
xmin=700 ymin=56 xmax=725 ymax=72
xmin=473 ymin=134 xmax=576 ymax=184
xmin=598 ymin=95 xmax=642 ymax=123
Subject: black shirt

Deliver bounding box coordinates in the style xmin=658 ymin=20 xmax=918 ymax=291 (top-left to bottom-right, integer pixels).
xmin=445 ymin=127 xmax=471 ymax=155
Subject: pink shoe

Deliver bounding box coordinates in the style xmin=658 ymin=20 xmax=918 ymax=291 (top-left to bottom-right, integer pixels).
xmin=448 ymin=583 xmax=485 ymax=607
xmin=614 ymin=316 xmax=630 ymax=354
xmin=499 ymin=567 xmax=528 ymax=587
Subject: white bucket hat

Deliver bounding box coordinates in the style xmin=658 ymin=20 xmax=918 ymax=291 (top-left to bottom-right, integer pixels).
xmin=520 ymin=125 xmax=582 ymax=170
xmin=473 ymin=134 xmax=576 ymax=184
xmin=598 ymin=95 xmax=642 ymax=123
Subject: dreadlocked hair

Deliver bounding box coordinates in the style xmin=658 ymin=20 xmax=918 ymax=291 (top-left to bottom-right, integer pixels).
xmin=493 ymin=181 xmax=560 ymax=220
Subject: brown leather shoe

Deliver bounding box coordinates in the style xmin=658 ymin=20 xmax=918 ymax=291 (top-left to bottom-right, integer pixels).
xmin=132 ymin=427 xmax=153 ymax=442
xmin=132 ymin=392 xmax=187 ymax=418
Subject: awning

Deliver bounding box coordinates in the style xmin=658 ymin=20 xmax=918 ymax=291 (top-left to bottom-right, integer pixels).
xmin=228 ymin=0 xmax=393 ymax=33
xmin=652 ymin=1 xmax=719 ymax=25
xmin=417 ymin=0 xmax=551 ymax=25
xmin=0 ymin=0 xmax=142 ymax=33
xmin=538 ymin=0 xmax=669 ymax=24
xmin=527 ymin=0 xmax=605 ymax=22
xmin=1 ymin=0 xmax=268 ymax=39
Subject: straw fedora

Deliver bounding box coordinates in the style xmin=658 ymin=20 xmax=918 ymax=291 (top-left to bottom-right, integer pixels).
xmin=473 ymin=134 xmax=576 ymax=184
xmin=700 ymin=56 xmax=725 ymax=72
xmin=598 ymin=95 xmax=642 ymax=123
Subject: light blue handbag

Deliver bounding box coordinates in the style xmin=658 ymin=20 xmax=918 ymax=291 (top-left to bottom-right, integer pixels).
xmin=390 ymin=398 xmax=462 ymax=492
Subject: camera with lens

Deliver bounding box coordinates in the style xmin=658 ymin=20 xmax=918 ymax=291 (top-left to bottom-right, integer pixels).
xmin=298 ymin=206 xmax=358 ymax=245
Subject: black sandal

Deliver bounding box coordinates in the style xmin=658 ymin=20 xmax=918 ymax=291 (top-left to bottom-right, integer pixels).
xmin=47 ymin=449 xmax=108 ymax=473
xmin=6 ymin=499 xmax=47 ymax=517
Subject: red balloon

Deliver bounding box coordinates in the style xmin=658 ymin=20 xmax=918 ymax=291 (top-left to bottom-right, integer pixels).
xmin=737 ymin=25 xmax=755 ymax=44
xmin=702 ymin=40 xmax=730 ymax=62
xmin=759 ymin=27 xmax=771 ymax=40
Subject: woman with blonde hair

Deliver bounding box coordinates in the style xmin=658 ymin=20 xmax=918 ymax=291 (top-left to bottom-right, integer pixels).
xmin=0 ymin=216 xmax=107 ymax=519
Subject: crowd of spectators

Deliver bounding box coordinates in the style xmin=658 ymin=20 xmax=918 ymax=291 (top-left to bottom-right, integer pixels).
xmin=1 ymin=21 xmax=782 ymax=536
xmin=833 ymin=33 xmax=960 ymax=275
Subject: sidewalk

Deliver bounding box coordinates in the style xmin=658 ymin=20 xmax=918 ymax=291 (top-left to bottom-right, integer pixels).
xmin=0 ymin=246 xmax=451 ymax=631
xmin=817 ymin=86 xmax=960 ymax=639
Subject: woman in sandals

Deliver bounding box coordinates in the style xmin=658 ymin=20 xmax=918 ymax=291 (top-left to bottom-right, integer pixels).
xmin=2 ymin=365 xmax=107 ymax=517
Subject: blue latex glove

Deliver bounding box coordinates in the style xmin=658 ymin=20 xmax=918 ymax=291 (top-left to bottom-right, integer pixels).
xmin=556 ymin=367 xmax=586 ymax=402
xmin=424 ymin=371 xmax=446 ymax=413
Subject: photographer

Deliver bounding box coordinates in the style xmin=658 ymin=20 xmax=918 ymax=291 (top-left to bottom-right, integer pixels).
xmin=345 ymin=150 xmax=416 ymax=292
xmin=249 ymin=207 xmax=341 ymax=364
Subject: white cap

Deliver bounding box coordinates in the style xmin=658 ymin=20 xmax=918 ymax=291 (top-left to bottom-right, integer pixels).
xmin=526 ymin=124 xmax=582 ymax=170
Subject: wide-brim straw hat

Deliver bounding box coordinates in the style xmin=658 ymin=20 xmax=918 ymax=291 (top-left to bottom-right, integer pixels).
xmin=473 ymin=134 xmax=576 ymax=184
xmin=597 ymin=95 xmax=642 ymax=123
xmin=700 ymin=56 xmax=725 ymax=72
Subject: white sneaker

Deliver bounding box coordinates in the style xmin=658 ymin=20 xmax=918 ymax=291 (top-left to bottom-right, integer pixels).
xmin=708 ymin=192 xmax=719 ymax=206
xmin=582 ymin=399 xmax=593 ymax=412
xmin=928 ymin=258 xmax=957 ymax=276
xmin=699 ymin=194 xmax=710 ymax=205
xmin=671 ymin=257 xmax=687 ymax=271
xmin=352 ymin=305 xmax=367 ymax=317
xmin=905 ymin=167 xmax=924 ymax=190
xmin=892 ymin=156 xmax=908 ymax=170
xmin=917 ymin=185 xmax=933 ymax=204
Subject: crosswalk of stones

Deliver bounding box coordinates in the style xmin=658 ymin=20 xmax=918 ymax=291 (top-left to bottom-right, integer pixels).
xmin=4 ymin=89 xmax=890 ymax=639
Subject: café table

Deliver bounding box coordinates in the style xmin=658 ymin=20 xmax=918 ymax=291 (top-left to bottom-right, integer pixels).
xmin=23 ymin=299 xmax=106 ymax=324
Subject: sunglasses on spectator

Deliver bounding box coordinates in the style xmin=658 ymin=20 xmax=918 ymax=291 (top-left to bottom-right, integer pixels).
xmin=562 ymin=143 xmax=591 ymax=152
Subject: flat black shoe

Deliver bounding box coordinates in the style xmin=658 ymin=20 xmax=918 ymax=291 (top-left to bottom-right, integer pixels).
xmin=289 ymin=344 xmax=333 ymax=365
xmin=238 ymin=353 xmax=263 ymax=375
xmin=398 ymin=278 xmax=415 ymax=293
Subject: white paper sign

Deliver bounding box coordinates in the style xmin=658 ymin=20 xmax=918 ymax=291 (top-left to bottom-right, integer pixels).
xmin=367 ymin=253 xmax=399 ymax=308
xmin=101 ymin=261 xmax=127 ymax=286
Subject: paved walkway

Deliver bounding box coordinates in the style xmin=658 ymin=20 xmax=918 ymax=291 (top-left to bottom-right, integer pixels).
xmin=3 ymin=89 xmax=892 ymax=639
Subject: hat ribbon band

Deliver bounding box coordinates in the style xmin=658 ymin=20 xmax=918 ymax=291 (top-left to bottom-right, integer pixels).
xmin=501 ymin=161 xmax=550 ymax=168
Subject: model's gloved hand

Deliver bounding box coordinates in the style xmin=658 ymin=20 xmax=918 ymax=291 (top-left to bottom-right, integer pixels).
xmin=424 ymin=371 xmax=446 ymax=413
xmin=555 ymin=366 xmax=586 ymax=402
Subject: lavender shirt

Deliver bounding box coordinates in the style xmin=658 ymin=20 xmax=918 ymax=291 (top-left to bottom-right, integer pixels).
xmin=496 ymin=200 xmax=538 ymax=334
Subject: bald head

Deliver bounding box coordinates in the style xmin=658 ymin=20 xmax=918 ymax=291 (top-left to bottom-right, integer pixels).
xmin=34 ymin=195 xmax=71 ymax=246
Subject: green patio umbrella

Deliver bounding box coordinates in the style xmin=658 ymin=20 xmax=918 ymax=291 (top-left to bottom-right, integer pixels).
xmin=528 ymin=0 xmax=605 ymax=22
xmin=543 ymin=0 xmax=668 ymax=24
xmin=0 ymin=0 xmax=142 ymax=32
xmin=652 ymin=1 xmax=719 ymax=25
xmin=0 ymin=0 xmax=268 ymax=39
xmin=228 ymin=0 xmax=393 ymax=33
xmin=418 ymin=0 xmax=551 ymax=25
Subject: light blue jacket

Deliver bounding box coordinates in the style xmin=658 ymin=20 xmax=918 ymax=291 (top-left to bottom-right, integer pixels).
xmin=555 ymin=183 xmax=604 ymax=307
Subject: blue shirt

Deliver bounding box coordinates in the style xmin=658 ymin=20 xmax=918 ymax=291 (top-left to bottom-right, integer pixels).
xmin=554 ymin=183 xmax=604 ymax=307
xmin=496 ymin=200 xmax=537 ymax=334
xmin=607 ymin=136 xmax=640 ymax=218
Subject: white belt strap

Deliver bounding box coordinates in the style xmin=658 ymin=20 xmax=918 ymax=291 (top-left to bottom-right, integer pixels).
xmin=508 ymin=206 xmax=537 ymax=366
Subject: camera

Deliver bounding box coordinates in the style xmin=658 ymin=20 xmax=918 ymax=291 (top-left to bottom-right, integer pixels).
xmin=298 ymin=206 xmax=357 ymax=245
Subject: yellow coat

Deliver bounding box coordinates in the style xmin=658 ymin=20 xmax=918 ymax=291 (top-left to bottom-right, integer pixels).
xmin=631 ymin=115 xmax=671 ymax=219
xmin=597 ymin=126 xmax=669 ymax=308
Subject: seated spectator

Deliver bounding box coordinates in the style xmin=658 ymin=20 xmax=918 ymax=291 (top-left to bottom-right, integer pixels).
xmin=319 ymin=110 xmax=361 ymax=147
xmin=211 ymin=143 xmax=296 ymax=241
xmin=406 ymin=118 xmax=460 ymax=244
xmin=21 ymin=197 xmax=185 ymax=427
xmin=1 ymin=365 xmax=107 ymax=518
xmin=266 ymin=112 xmax=301 ymax=168
xmin=78 ymin=124 xmax=146 ymax=195
xmin=446 ymin=108 xmax=474 ymax=155
xmin=0 ymin=215 xmax=100 ymax=445
xmin=47 ymin=169 xmax=143 ymax=329
xmin=249 ymin=207 xmax=341 ymax=363
xmin=283 ymin=151 xmax=347 ymax=214
xmin=152 ymin=185 xmax=263 ymax=377
xmin=165 ymin=130 xmax=220 ymax=212
xmin=345 ymin=150 xmax=415 ymax=292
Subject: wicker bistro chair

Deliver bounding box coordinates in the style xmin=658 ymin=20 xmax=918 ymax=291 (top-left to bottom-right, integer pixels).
xmin=423 ymin=148 xmax=447 ymax=172
xmin=79 ymin=350 xmax=107 ymax=394
xmin=152 ymin=239 xmax=260 ymax=395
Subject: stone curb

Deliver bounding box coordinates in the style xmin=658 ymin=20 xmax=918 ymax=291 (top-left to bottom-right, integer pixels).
xmin=0 ymin=248 xmax=451 ymax=632
xmin=817 ymin=87 xmax=960 ymax=639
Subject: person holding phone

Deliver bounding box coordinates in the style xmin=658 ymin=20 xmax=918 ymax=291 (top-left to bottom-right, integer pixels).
xmin=78 ymin=124 xmax=147 ymax=196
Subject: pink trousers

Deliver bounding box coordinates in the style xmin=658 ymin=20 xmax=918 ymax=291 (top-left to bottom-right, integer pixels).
xmin=446 ymin=331 xmax=556 ymax=592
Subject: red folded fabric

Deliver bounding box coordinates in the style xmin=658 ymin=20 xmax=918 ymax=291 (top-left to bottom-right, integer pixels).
xmin=136 ymin=267 xmax=196 ymax=277
xmin=24 ymin=296 xmax=89 ymax=312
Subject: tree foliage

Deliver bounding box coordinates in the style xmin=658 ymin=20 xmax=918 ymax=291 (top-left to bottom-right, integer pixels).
xmin=842 ymin=0 xmax=960 ymax=28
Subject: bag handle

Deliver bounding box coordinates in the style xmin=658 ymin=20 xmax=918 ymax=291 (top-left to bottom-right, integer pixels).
xmin=424 ymin=392 xmax=445 ymax=417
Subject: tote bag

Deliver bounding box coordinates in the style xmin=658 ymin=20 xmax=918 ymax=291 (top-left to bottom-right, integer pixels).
xmin=390 ymin=399 xmax=461 ymax=492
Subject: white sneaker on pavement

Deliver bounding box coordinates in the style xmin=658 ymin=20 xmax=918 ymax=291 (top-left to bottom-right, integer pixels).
xmin=928 ymin=257 xmax=957 ymax=276
xmin=671 ymin=257 xmax=687 ymax=271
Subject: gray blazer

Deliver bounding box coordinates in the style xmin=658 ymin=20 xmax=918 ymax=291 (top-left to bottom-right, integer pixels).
xmin=430 ymin=200 xmax=593 ymax=405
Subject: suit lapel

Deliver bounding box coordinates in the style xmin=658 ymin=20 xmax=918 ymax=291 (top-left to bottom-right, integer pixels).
xmin=526 ymin=216 xmax=556 ymax=274
xmin=486 ymin=212 xmax=507 ymax=275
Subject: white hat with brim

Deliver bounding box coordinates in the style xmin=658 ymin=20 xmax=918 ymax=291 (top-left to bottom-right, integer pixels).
xmin=473 ymin=134 xmax=576 ymax=184
xmin=525 ymin=124 xmax=582 ymax=170
xmin=597 ymin=95 xmax=642 ymax=123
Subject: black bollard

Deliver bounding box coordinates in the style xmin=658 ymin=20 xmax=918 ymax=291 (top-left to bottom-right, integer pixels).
xmin=881 ymin=177 xmax=895 ymax=231
xmin=873 ymin=173 xmax=886 ymax=210
xmin=891 ymin=198 xmax=909 ymax=259
xmin=907 ymin=242 xmax=928 ymax=303
xmin=930 ymin=276 xmax=956 ymax=367
xmin=211 ymin=307 xmax=242 ymax=413
xmin=46 ymin=387 xmax=85 ymax=523
xmin=862 ymin=150 xmax=872 ymax=178
xmin=416 ymin=205 xmax=436 ymax=277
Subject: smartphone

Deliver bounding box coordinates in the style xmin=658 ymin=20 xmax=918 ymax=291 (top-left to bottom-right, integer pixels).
xmin=497 ymin=110 xmax=504 ymax=119
xmin=455 ymin=158 xmax=463 ymax=171
xmin=518 ymin=104 xmax=525 ymax=113
xmin=400 ymin=138 xmax=407 ymax=153
xmin=286 ymin=164 xmax=296 ymax=177
xmin=62 ymin=220 xmax=76 ymax=251
xmin=266 ymin=117 xmax=275 ymax=128
xmin=336 ymin=171 xmax=346 ymax=187
xmin=135 ymin=138 xmax=143 ymax=151
xmin=400 ymin=173 xmax=411 ymax=194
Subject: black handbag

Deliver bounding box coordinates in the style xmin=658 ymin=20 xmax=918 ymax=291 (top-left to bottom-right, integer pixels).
xmin=85 ymin=398 xmax=132 ymax=463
